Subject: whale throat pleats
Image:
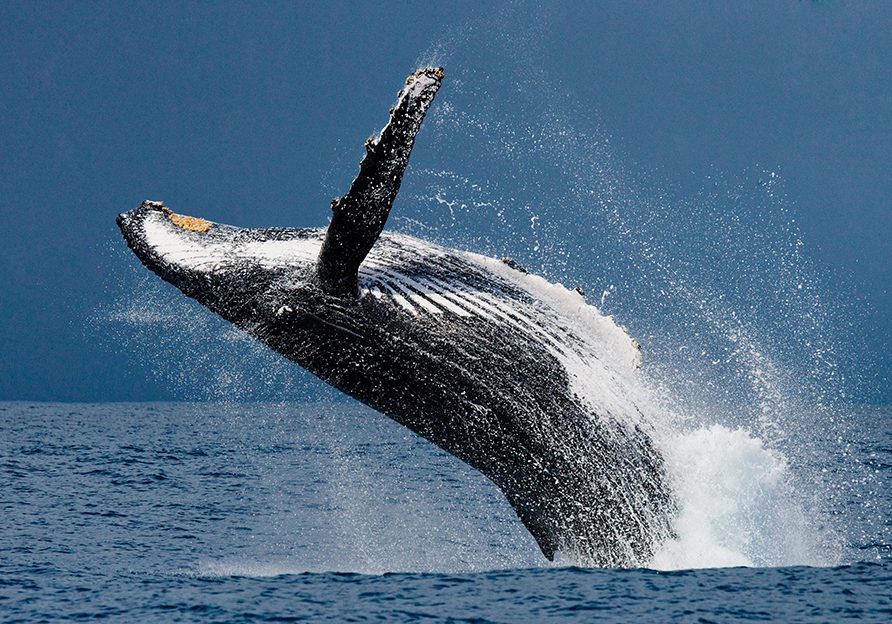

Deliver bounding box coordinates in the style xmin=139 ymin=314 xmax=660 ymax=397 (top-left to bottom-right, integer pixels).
xmin=315 ymin=67 xmax=444 ymax=296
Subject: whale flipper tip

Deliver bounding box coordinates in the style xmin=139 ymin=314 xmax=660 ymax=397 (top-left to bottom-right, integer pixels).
xmin=408 ymin=66 xmax=444 ymax=83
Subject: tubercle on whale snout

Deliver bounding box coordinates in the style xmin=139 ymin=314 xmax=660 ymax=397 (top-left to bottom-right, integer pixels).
xmin=117 ymin=201 xmax=166 ymax=263
xmin=118 ymin=200 xmax=212 ymax=233
xmin=116 ymin=201 xmax=165 ymax=250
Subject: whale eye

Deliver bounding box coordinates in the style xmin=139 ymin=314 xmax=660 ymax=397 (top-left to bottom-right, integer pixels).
xmin=163 ymin=208 xmax=212 ymax=233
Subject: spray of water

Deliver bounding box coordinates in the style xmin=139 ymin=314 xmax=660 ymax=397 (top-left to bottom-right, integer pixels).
xmin=101 ymin=2 xmax=882 ymax=572
xmin=400 ymin=2 xmax=876 ymax=568
xmin=99 ymin=264 xmax=330 ymax=404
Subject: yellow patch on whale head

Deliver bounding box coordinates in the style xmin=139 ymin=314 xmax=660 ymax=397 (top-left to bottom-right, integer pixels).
xmin=163 ymin=208 xmax=211 ymax=232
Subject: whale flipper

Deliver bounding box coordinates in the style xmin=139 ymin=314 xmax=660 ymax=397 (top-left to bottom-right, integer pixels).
xmin=316 ymin=67 xmax=444 ymax=296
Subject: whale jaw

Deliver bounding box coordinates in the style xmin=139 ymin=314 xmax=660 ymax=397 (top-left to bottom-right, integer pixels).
xmin=117 ymin=200 xmax=208 ymax=297
xmin=116 ymin=200 xmax=322 ymax=322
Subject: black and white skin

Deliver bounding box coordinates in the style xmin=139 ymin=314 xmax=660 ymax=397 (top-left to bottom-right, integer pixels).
xmin=117 ymin=67 xmax=675 ymax=567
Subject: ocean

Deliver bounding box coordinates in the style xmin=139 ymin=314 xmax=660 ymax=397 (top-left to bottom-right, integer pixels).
xmin=1 ymin=402 xmax=888 ymax=622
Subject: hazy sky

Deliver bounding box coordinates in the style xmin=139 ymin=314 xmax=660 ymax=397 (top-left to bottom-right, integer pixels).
xmin=1 ymin=1 xmax=889 ymax=403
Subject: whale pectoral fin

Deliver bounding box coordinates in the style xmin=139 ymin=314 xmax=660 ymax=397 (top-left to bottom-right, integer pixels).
xmin=316 ymin=67 xmax=444 ymax=296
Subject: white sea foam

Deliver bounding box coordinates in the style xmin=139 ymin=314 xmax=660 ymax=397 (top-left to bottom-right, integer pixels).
xmin=196 ymin=561 xmax=303 ymax=578
xmin=652 ymin=425 xmax=828 ymax=570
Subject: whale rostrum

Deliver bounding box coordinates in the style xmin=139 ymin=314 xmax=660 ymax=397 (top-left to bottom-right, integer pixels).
xmin=117 ymin=67 xmax=676 ymax=566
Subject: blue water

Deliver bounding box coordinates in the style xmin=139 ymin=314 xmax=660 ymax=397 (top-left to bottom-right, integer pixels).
xmin=1 ymin=402 xmax=889 ymax=622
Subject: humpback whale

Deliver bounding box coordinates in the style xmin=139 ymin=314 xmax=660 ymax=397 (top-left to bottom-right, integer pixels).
xmin=117 ymin=67 xmax=675 ymax=566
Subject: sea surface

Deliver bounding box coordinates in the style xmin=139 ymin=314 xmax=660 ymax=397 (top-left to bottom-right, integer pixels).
xmin=1 ymin=402 xmax=889 ymax=622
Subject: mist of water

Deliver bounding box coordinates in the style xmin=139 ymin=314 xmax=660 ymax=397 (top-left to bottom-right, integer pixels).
xmin=406 ymin=3 xmax=871 ymax=569
xmin=101 ymin=2 xmax=882 ymax=573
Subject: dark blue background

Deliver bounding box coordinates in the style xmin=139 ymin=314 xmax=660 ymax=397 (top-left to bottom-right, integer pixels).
xmin=1 ymin=1 xmax=888 ymax=402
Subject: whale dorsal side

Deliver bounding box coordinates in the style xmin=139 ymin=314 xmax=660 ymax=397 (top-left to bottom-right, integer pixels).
xmin=315 ymin=67 xmax=444 ymax=296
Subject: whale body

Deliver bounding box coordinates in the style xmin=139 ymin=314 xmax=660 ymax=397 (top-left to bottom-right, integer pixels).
xmin=117 ymin=67 xmax=675 ymax=566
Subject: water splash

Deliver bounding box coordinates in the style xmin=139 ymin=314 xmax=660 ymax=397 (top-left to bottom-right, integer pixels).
xmin=100 ymin=4 xmax=881 ymax=571
xmin=399 ymin=4 xmax=875 ymax=568
xmin=654 ymin=425 xmax=833 ymax=569
xmin=98 ymin=262 xmax=330 ymax=404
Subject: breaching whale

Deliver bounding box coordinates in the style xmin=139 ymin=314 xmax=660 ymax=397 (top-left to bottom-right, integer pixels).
xmin=117 ymin=67 xmax=675 ymax=566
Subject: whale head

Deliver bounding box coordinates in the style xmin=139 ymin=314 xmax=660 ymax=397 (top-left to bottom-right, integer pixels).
xmin=117 ymin=200 xmax=323 ymax=324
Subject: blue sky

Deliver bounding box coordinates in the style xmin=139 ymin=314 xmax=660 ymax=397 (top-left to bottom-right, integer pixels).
xmin=0 ymin=1 xmax=889 ymax=403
